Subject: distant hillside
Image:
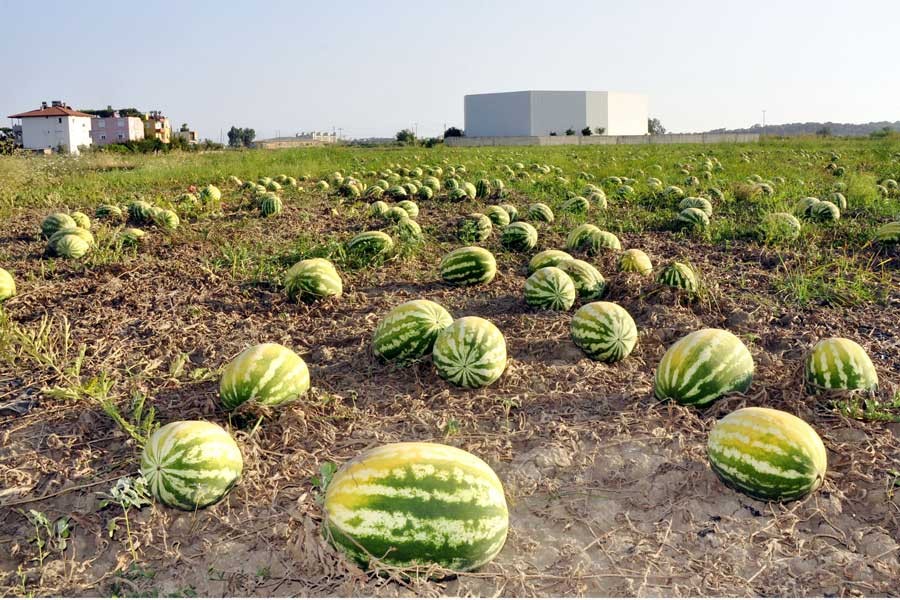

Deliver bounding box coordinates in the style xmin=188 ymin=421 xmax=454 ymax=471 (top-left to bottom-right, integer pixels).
xmin=705 ymin=121 xmax=900 ymax=137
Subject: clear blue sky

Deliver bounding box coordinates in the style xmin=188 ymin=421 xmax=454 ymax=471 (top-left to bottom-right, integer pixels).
xmin=3 ymin=0 xmax=897 ymax=141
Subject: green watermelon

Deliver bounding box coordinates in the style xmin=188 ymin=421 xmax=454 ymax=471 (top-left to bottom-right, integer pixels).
xmin=440 ymin=247 xmax=497 ymax=286
xmin=795 ymin=197 xmax=820 ymax=218
xmin=527 ymin=203 xmax=554 ymax=223
xmin=462 ymin=181 xmax=477 ymax=199
xmin=70 ymin=211 xmax=91 ymax=230
xmin=433 ymin=316 xmax=507 ymax=388
xmin=708 ymin=407 xmax=827 ymax=501
xmin=528 ymin=249 xmax=573 ymax=274
xmin=561 ymin=196 xmax=590 ymax=214
xmin=676 ymin=207 xmax=710 ymax=231
xmin=618 ymin=249 xmax=653 ymax=276
xmin=490 ymin=179 xmax=505 ymax=198
xmin=141 ymin=420 xmax=243 ymax=510
xmin=284 ymin=258 xmax=342 ymax=301
xmin=324 ymin=442 xmax=508 ymax=571
xmin=365 ymin=185 xmax=385 ymax=199
xmin=397 ymin=200 xmax=419 ymax=219
xmin=49 ymin=227 xmax=93 ymax=258
xmin=557 ymin=258 xmax=606 ymax=299
xmin=761 ymin=212 xmax=801 ymax=242
xmin=95 ymin=204 xmax=124 ymax=221
xmin=829 ymin=192 xmax=847 ymax=211
xmin=258 ymin=194 xmax=283 ymax=217
xmin=199 ymin=185 xmax=222 ymax=204
xmin=475 ymin=179 xmax=491 ymax=199
xmin=41 ymin=213 xmax=76 ymax=239
xmin=120 ymin=228 xmax=146 ymax=246
xmin=574 ymin=227 xmax=621 ymax=255
xmin=417 ymin=186 xmax=434 ymax=201
xmin=499 ymin=204 xmax=518 ymax=222
xmin=657 ymin=262 xmax=698 ymax=293
xmin=387 ymin=185 xmax=408 ymax=199
xmin=804 ymin=337 xmax=878 ymax=393
xmin=810 ymin=200 xmax=840 ymax=222
xmin=484 ymin=205 xmax=510 ymax=227
xmin=373 ymin=299 xmax=454 ymax=362
xmin=678 ymin=197 xmax=713 ymax=217
xmin=457 ymin=213 xmax=493 ymax=243
xmin=369 ymin=200 xmax=390 ymax=218
xmin=501 ymin=222 xmax=538 ymax=252
xmin=571 ymin=301 xmax=637 ymax=362
xmin=0 ymin=268 xmax=15 ymax=302
xmin=396 ymin=217 xmax=422 ymax=242
xmin=128 ymin=200 xmax=154 ymax=223
xmin=655 ymin=328 xmax=754 ymax=407
xmin=347 ymin=231 xmax=394 ymax=259
xmin=524 ymin=267 xmax=576 ymax=311
xmin=874 ymin=221 xmax=900 ymax=244
xmin=219 ymin=343 xmax=310 ymax=410
xmin=386 ymin=206 xmax=409 ymax=222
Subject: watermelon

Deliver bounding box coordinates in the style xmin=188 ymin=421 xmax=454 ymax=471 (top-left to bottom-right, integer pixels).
xmin=501 ymin=222 xmax=538 ymax=252
xmin=95 ymin=204 xmax=124 ymax=221
xmin=49 ymin=228 xmax=93 ymax=258
xmin=396 ymin=217 xmax=422 ymax=242
xmin=615 ymin=185 xmax=635 ymax=199
xmin=829 ymin=192 xmax=847 ymax=211
xmin=447 ymin=188 xmax=468 ymax=202
xmin=259 ymin=194 xmax=283 ymax=217
xmin=219 ymin=343 xmax=310 ymax=410
xmin=810 ymin=200 xmax=840 ymax=222
xmin=315 ymin=181 xmax=330 ymax=191
xmin=347 ymin=231 xmax=394 ymax=259
xmin=527 ymin=203 xmax=554 ymax=223
xmin=490 ymin=179 xmax=505 ymax=198
xmin=557 ymin=258 xmax=606 ymax=299
xmin=397 ymin=200 xmax=419 ymax=219
xmin=664 ymin=185 xmax=685 ymax=200
xmin=433 ymin=316 xmax=507 ymax=388
xmin=128 ymin=201 xmax=154 ymax=223
xmin=678 ymin=197 xmax=713 ymax=217
xmin=373 ymin=299 xmax=453 ymax=362
xmin=657 ymin=262 xmax=698 ymax=293
xmin=565 ymin=224 xmax=601 ymax=252
xmin=484 ymin=205 xmax=510 ymax=227
xmin=761 ymin=212 xmax=801 ymax=242
xmin=707 ymin=407 xmax=827 ymax=501
xmin=284 ymin=258 xmax=342 ymax=301
xmin=199 ymin=185 xmax=222 ymax=204
xmin=324 ymin=442 xmax=508 ymax=571
xmin=676 ymin=207 xmax=710 ymax=231
xmin=618 ymin=249 xmax=653 ymax=276
xmin=369 ymin=200 xmax=390 ymax=218
xmin=148 ymin=207 xmax=178 ymax=230
xmin=655 ymin=328 xmax=754 ymax=407
xmin=796 ymin=197 xmax=820 ymax=218
xmin=266 ymin=181 xmax=282 ymax=192
xmin=475 ymin=179 xmax=491 ymax=199
xmin=528 ymin=249 xmax=573 ymax=274
xmin=587 ymin=192 xmax=608 ymax=210
xmin=440 ymin=247 xmax=497 ymax=286
xmin=41 ymin=213 xmax=76 ymax=239
xmin=387 ymin=185 xmax=408 ymax=199
xmin=417 ymin=186 xmax=434 ymax=201
xmin=423 ymin=176 xmax=441 ymax=191
xmin=874 ymin=221 xmax=900 ymax=244
xmin=580 ymin=228 xmax=621 ymax=255
xmin=462 ymin=181 xmax=477 ymax=199
xmin=804 ymin=337 xmax=878 ymax=393
xmin=457 ymin=213 xmax=493 ymax=243
xmin=561 ymin=196 xmax=590 ymax=214
xmin=120 ymin=228 xmax=146 ymax=246
xmin=0 ymin=268 xmax=15 ymax=302
xmin=365 ymin=185 xmax=385 ymax=199
xmin=500 ymin=204 xmax=519 ymax=222
xmin=141 ymin=420 xmax=243 ymax=510
xmin=524 ymin=267 xmax=576 ymax=311
xmin=571 ymin=301 xmax=637 ymax=362
xmin=70 ymin=211 xmax=91 ymax=230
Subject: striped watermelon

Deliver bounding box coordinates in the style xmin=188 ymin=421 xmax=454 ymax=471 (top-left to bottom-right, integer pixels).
xmin=500 ymin=204 xmax=519 ymax=222
xmin=566 ymin=224 xmax=601 ymax=252
xmin=433 ymin=316 xmax=507 ymax=388
xmin=804 ymin=337 xmax=878 ymax=393
xmin=0 ymin=268 xmax=15 ymax=302
xmin=373 ymin=299 xmax=453 ymax=362
xmin=796 ymin=197 xmax=820 ymax=217
xmin=219 ymin=343 xmax=310 ymax=410
xmin=50 ymin=230 xmax=93 ymax=259
xmin=571 ymin=301 xmax=637 ymax=362
xmin=707 ymin=407 xmax=827 ymax=501
xmin=396 ymin=217 xmax=422 ymax=242
xmin=347 ymin=231 xmax=394 ymax=259
xmin=369 ymin=200 xmax=390 ymax=218
xmin=557 ymin=258 xmax=606 ymax=299
xmin=462 ymin=181 xmax=477 ymax=199
xmin=70 ymin=211 xmax=91 ymax=230
xmin=829 ymin=192 xmax=847 ymax=211
xmin=490 ymin=179 xmax=505 ymax=198
xmin=417 ymin=186 xmax=434 ymax=201
xmin=259 ymin=194 xmax=283 ymax=217
xmin=655 ymin=328 xmax=754 ymax=407
xmin=528 ymin=249 xmax=573 ymax=274
xmin=365 ymin=185 xmax=384 ymax=199
xmin=810 ymin=200 xmax=840 ymax=222
xmin=501 ymin=222 xmax=538 ymax=252
xmin=152 ymin=208 xmax=180 ymax=230
xmin=664 ymin=185 xmax=685 ymax=200
xmin=524 ymin=267 xmax=576 ymax=311
xmin=387 ymin=185 xmax=408 ymax=199
xmin=386 ymin=206 xmax=409 ymax=222
xmin=678 ymin=197 xmax=713 ymax=216
xmin=527 ymin=203 xmax=554 ymax=223
xmin=457 ymin=213 xmax=493 ymax=243
xmin=561 ymin=196 xmax=590 ymax=214
xmin=440 ymin=247 xmax=497 ymax=286
xmin=120 ymin=228 xmax=146 ymax=246
xmin=582 ymin=229 xmax=621 ymax=254
xmin=484 ymin=205 xmax=510 ymax=227
xmin=761 ymin=212 xmax=801 ymax=241
xmin=588 ymin=191 xmax=608 ymax=210
xmin=676 ymin=207 xmax=710 ymax=231
xmin=41 ymin=213 xmax=76 ymax=239
xmin=324 ymin=442 xmax=508 ymax=571
xmin=475 ymin=179 xmax=491 ymax=199
xmin=874 ymin=221 xmax=900 ymax=244
xmin=141 ymin=420 xmax=243 ymax=511
xmin=95 ymin=204 xmax=124 ymax=221
xmin=128 ymin=201 xmax=154 ymax=223
xmin=657 ymin=262 xmax=698 ymax=294
xmin=199 ymin=185 xmax=222 ymax=204
xmin=397 ymin=200 xmax=419 ymax=219
xmin=284 ymin=258 xmax=342 ymax=301
xmin=618 ymin=249 xmax=653 ymax=276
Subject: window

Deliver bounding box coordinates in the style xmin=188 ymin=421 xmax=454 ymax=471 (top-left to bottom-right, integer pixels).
xmin=117 ymin=133 xmax=124 ymax=140
xmin=117 ymin=118 xmax=124 ymax=126
xmin=100 ymin=134 xmax=106 ymax=140
xmin=58 ymin=117 xmax=62 ymax=123
xmin=98 ymin=120 xmax=105 ymax=128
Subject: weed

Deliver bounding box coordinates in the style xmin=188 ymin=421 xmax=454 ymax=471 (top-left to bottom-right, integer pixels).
xmin=99 ymin=476 xmax=153 ymax=561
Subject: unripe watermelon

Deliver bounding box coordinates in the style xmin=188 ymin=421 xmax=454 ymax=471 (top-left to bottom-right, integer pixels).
xmin=373 ymin=299 xmax=453 ymax=362
xmin=347 ymin=231 xmax=394 ymax=260
xmin=657 ymin=262 xmax=698 ymax=293
xmin=0 ymin=268 xmax=15 ymax=302
xmin=557 ymin=258 xmax=606 ymax=299
xmin=655 ymin=328 xmax=754 ymax=407
xmin=527 ymin=203 xmax=554 ymax=223
xmin=676 ymin=207 xmax=710 ymax=231
xmin=41 ymin=213 xmax=76 ymax=239
xmin=285 ymin=258 xmax=342 ymax=301
xmin=440 ymin=246 xmax=497 ymax=286
xmin=804 ymin=337 xmax=878 ymax=393
xmin=219 ymin=343 xmax=310 ymax=411
xmin=708 ymin=407 xmax=826 ymax=501
xmin=141 ymin=421 xmax=242 ymax=510
xmin=324 ymin=442 xmax=508 ymax=571
xmin=433 ymin=316 xmax=507 ymax=388
xmin=501 ymin=222 xmax=538 ymax=252
xmin=524 ymin=267 xmax=576 ymax=311
xmin=528 ymin=249 xmax=573 ymax=274
xmin=457 ymin=213 xmax=492 ymax=243
xmin=618 ymin=249 xmax=653 ymax=276
xmin=571 ymin=301 xmax=637 ymax=362
xmin=874 ymin=221 xmax=900 ymax=244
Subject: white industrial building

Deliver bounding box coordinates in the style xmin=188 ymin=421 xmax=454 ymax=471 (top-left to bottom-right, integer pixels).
xmin=464 ymin=90 xmax=648 ymax=137
xmin=8 ymin=101 xmax=94 ymax=154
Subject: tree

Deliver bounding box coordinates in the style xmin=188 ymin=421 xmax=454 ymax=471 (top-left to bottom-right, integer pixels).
xmin=565 ymin=128 xmax=576 ymax=136
xmin=595 ymin=127 xmax=606 ymax=135
xmin=549 ymin=131 xmax=558 ymax=136
xmin=648 ymin=118 xmax=666 ymax=135
xmin=581 ymin=126 xmax=593 ymax=136
xmin=227 ymin=126 xmax=256 ymax=148
xmin=443 ymin=126 xmax=463 ymax=138
xmin=816 ymin=127 xmax=832 ymax=137
xmin=396 ymin=129 xmax=416 ymax=145
xmin=241 ymin=128 xmax=255 ymax=147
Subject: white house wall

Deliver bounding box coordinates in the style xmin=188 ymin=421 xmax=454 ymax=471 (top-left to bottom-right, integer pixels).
xmin=605 ymin=92 xmax=648 ymax=135
xmin=464 ymin=92 xmax=532 ymax=137
xmin=585 ymin=92 xmax=610 ymax=135
xmin=19 ymin=115 xmax=92 ymax=154
xmin=528 ymin=91 xmax=586 ymax=136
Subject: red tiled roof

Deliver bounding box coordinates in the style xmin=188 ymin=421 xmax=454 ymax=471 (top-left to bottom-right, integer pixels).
xmin=8 ymin=106 xmax=95 ymax=119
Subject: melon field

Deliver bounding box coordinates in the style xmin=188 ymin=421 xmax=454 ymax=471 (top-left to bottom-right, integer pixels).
xmin=0 ymin=139 xmax=898 ymax=597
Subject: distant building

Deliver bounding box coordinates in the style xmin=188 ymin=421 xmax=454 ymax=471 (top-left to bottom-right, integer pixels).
xmin=90 ymin=112 xmax=145 ymax=146
xmin=7 ymin=100 xmax=94 ymax=154
xmin=143 ymin=111 xmax=171 ymax=143
xmin=173 ymin=123 xmax=198 ymax=144
xmin=254 ymin=131 xmax=337 ymax=149
xmin=464 ymin=90 xmax=649 ymax=137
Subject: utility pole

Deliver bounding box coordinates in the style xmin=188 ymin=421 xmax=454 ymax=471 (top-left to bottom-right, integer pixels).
xmin=338 ymin=127 xmax=343 ymax=140
xmin=413 ymin=122 xmax=418 ymax=138
xmin=762 ymin=110 xmax=766 ymax=136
